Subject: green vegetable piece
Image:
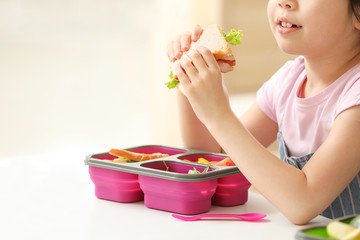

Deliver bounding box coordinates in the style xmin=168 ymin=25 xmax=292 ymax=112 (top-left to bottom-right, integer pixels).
xmin=165 ymin=69 xmax=179 ymax=89
xmin=188 ymin=168 xmax=201 ymax=174
xmin=202 ymin=163 xmax=211 ymax=173
xmin=188 ymin=163 xmax=211 ymax=174
xmin=163 ymin=160 xmax=169 ymax=171
xmin=224 ymin=29 xmax=243 ymax=45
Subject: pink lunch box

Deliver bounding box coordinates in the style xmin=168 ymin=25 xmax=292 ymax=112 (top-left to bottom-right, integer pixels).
xmin=85 ymin=145 xmax=251 ymax=215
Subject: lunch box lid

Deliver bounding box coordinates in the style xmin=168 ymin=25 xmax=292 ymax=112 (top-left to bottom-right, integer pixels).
xmin=84 ymin=145 xmax=242 ymax=182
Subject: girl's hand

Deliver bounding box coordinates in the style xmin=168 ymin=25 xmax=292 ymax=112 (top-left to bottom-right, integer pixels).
xmin=167 ymin=25 xmax=233 ymax=73
xmin=174 ymin=46 xmax=232 ymax=125
xmin=167 ymin=25 xmax=203 ymax=62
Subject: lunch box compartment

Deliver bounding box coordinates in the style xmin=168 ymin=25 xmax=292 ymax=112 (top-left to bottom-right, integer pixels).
xmin=212 ymin=173 xmax=251 ymax=206
xmin=88 ymin=166 xmax=143 ymax=202
xmin=179 ymin=153 xmax=252 ymax=206
xmin=88 ymin=145 xmax=187 ymax=203
xmin=91 ymin=145 xmax=187 ymax=162
xmin=139 ymin=174 xmax=217 ymax=214
xmin=139 ymin=161 xmax=216 ymax=214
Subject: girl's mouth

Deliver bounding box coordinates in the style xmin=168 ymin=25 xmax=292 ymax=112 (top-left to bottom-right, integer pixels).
xmin=280 ymin=21 xmax=301 ymax=28
xmin=277 ymin=21 xmax=302 ymax=34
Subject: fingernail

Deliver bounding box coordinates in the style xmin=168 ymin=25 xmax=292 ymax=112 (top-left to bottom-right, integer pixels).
xmin=191 ymin=33 xmax=197 ymax=41
xmin=182 ymin=46 xmax=189 ymax=52
xmin=175 ymin=51 xmax=182 ymax=59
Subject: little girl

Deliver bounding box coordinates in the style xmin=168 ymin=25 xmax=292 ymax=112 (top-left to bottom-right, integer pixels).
xmin=167 ymin=0 xmax=360 ymax=224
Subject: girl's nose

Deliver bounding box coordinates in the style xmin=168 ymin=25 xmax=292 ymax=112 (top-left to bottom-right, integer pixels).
xmin=278 ymin=0 xmax=297 ymax=10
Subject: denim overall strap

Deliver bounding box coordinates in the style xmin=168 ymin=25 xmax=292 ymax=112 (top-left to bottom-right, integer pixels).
xmin=277 ymin=114 xmax=313 ymax=169
xmin=277 ymin=114 xmax=360 ymax=219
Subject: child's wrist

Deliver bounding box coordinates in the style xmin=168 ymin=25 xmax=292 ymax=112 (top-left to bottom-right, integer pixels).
xmin=205 ymin=107 xmax=236 ymax=132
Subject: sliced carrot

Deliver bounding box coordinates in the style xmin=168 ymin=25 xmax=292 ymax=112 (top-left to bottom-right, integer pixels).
xmin=214 ymin=157 xmax=235 ymax=166
xmin=109 ymin=148 xmax=169 ymax=161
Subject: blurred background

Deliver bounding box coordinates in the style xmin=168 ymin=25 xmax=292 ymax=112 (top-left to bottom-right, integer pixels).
xmin=0 ymin=0 xmax=293 ymax=158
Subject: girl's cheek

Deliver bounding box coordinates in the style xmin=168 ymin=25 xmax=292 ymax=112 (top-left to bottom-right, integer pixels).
xmin=266 ymin=1 xmax=276 ymax=29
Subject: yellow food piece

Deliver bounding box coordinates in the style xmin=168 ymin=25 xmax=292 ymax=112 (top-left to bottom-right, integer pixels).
xmin=113 ymin=157 xmax=129 ymax=163
xmin=197 ymin=158 xmax=209 ymax=164
xmin=327 ymin=221 xmax=356 ymax=240
xmin=343 ymin=229 xmax=360 ymax=240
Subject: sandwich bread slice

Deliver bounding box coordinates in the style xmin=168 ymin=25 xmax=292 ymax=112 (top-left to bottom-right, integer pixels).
xmin=192 ymin=23 xmax=233 ymax=60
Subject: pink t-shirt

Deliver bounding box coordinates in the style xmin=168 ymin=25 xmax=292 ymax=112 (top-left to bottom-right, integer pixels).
xmin=256 ymin=56 xmax=360 ymax=157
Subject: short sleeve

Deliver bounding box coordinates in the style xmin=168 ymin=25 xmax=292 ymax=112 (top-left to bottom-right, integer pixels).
xmin=335 ymin=77 xmax=360 ymax=117
xmin=256 ymin=57 xmax=305 ymax=124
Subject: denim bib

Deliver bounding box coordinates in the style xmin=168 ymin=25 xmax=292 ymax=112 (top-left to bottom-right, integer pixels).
xmin=277 ymin=115 xmax=360 ymax=219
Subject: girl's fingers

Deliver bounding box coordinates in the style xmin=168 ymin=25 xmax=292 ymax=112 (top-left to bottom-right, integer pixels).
xmin=174 ymin=61 xmax=191 ymax=89
xmin=167 ymin=40 xmax=176 ymax=61
xmin=196 ymin=46 xmax=219 ymax=69
xmin=186 ymin=49 xmax=208 ymax=71
xmin=168 ymin=25 xmax=203 ymax=62
xmin=191 ymin=25 xmax=203 ymax=42
xmin=173 ymin=35 xmax=183 ymax=60
xmin=179 ymin=56 xmax=198 ymax=79
xmin=180 ymin=32 xmax=192 ymax=52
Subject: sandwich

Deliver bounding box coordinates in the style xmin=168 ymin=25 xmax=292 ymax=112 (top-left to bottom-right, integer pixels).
xmin=165 ymin=24 xmax=243 ymax=91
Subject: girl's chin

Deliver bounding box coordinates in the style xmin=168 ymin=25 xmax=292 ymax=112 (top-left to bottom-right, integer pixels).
xmin=276 ymin=42 xmax=303 ymax=56
xmin=279 ymin=48 xmax=300 ymax=55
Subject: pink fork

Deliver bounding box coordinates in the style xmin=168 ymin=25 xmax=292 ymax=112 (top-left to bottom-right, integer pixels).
xmin=172 ymin=213 xmax=266 ymax=221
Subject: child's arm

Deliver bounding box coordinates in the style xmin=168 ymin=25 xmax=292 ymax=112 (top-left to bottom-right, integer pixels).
xmin=167 ymin=25 xmax=222 ymax=152
xmin=176 ymin=84 xmax=279 ymax=153
xmin=240 ymin=101 xmax=278 ymax=148
xmin=175 ymin=45 xmax=360 ymax=224
xmin=176 ymin=89 xmax=223 ymax=153
xmin=208 ymin=105 xmax=360 ymax=225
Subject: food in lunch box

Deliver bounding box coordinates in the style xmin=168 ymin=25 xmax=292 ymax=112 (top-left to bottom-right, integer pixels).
xmin=162 ymin=160 xmax=169 ymax=171
xmin=188 ymin=163 xmax=211 ymax=174
xmin=326 ymin=220 xmax=360 ymax=240
xmin=165 ymin=24 xmax=243 ymax=91
xmin=183 ymin=157 xmax=210 ymax=164
xmin=197 ymin=157 xmax=210 ymax=164
xmin=214 ymin=157 xmax=235 ymax=166
xmin=183 ymin=157 xmax=235 ymax=166
xmin=109 ymin=148 xmax=169 ymax=162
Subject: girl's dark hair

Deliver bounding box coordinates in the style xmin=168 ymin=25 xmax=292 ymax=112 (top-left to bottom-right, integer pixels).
xmin=351 ymin=0 xmax=360 ymax=21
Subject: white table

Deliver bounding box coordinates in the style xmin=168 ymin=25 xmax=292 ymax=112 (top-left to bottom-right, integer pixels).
xmin=0 ymin=151 xmax=330 ymax=240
